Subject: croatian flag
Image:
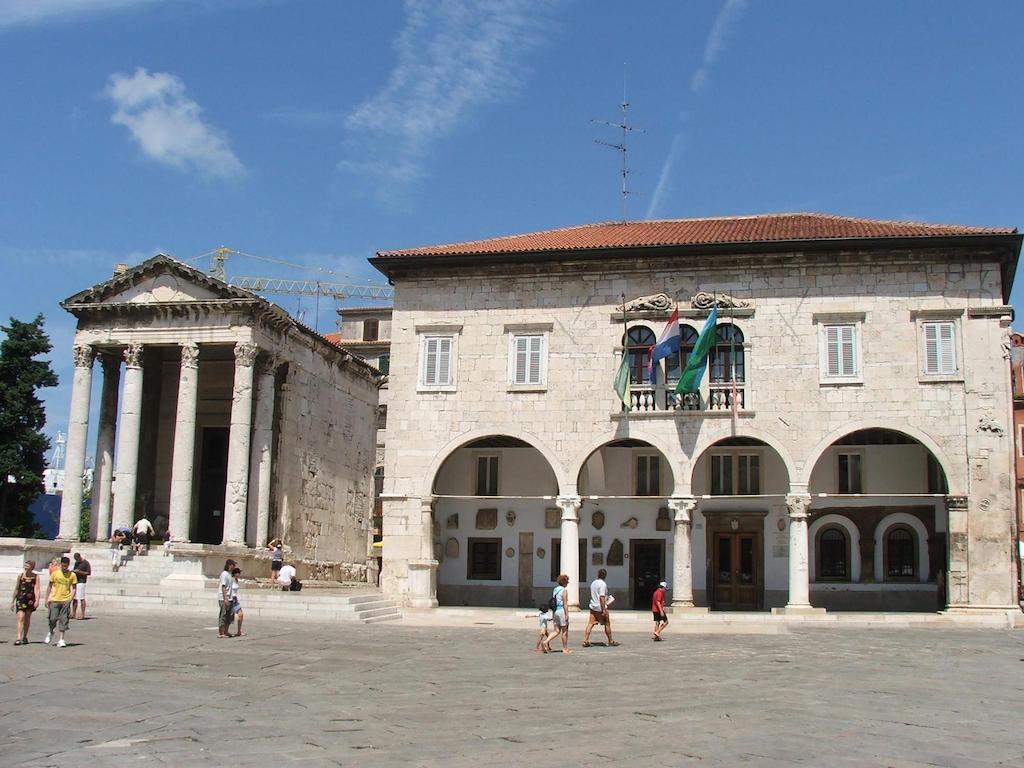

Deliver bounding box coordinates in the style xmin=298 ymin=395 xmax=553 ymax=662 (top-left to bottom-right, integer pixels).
xmin=648 ymin=308 xmax=681 ymax=379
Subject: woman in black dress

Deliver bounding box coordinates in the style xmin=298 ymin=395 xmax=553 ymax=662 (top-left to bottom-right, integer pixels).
xmin=11 ymin=559 xmax=39 ymax=645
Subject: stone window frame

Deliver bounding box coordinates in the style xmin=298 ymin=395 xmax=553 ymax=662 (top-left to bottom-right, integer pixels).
xmin=416 ymin=324 xmax=461 ymax=392
xmin=504 ymin=322 xmax=553 ymax=392
xmin=835 ymin=449 xmax=864 ymax=494
xmin=474 ymin=453 xmax=500 ymax=497
xmin=911 ymin=309 xmax=964 ymax=383
xmin=467 ymin=537 xmax=502 ymax=580
xmin=634 ymin=452 xmax=661 ymax=496
xmin=814 ymin=524 xmax=851 ymax=582
xmin=813 ymin=312 xmax=865 ymax=386
xmin=882 ymin=524 xmax=918 ymax=582
xmin=708 ymin=449 xmax=763 ymax=496
xmin=363 ymin=319 xmax=379 ymax=342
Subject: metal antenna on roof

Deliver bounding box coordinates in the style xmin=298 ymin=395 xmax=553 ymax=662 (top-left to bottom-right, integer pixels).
xmin=592 ymin=64 xmax=644 ymax=222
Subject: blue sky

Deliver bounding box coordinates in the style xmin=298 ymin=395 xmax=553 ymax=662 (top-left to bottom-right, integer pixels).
xmin=2 ymin=0 xmax=1023 ymax=454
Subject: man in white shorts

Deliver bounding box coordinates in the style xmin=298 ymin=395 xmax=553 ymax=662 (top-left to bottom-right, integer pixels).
xmin=72 ymin=552 xmax=91 ymax=620
xmin=276 ymin=563 xmax=301 ymax=591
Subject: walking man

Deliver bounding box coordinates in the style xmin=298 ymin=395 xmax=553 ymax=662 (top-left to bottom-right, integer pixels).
xmin=71 ymin=552 xmax=91 ymax=620
xmin=582 ymin=568 xmax=619 ymax=647
xmin=45 ymin=556 xmax=76 ymax=647
xmin=217 ymin=559 xmax=236 ymax=638
xmin=651 ymin=580 xmax=669 ymax=641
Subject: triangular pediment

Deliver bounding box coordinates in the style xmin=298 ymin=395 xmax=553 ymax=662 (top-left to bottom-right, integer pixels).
xmin=62 ymin=254 xmax=258 ymax=308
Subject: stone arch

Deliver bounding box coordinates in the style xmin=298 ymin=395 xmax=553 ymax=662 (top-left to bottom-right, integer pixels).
xmin=570 ymin=428 xmax=680 ymax=495
xmin=688 ymin=425 xmax=797 ymax=494
xmin=808 ymin=513 xmax=861 ymax=582
xmin=873 ymin=512 xmax=930 ymax=583
xmin=421 ymin=428 xmax=567 ymax=499
xmin=799 ymin=422 xmax=957 ymax=491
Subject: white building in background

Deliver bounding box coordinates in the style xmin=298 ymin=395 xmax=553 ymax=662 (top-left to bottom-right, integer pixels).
xmin=371 ymin=213 xmax=1022 ymax=614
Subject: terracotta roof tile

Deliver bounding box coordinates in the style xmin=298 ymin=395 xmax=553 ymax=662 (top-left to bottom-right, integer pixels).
xmin=376 ymin=213 xmax=1017 ymax=258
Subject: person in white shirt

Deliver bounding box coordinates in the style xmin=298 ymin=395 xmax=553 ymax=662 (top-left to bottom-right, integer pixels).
xmin=582 ymin=568 xmax=619 ymax=647
xmin=132 ymin=517 xmax=155 ymax=554
xmin=276 ymin=563 xmax=301 ymax=591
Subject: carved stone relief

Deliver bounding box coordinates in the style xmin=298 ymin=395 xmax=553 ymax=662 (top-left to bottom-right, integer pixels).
xmin=506 ymin=510 xmax=517 ymax=526
xmin=591 ymin=536 xmax=602 ymax=548
xmin=691 ymin=291 xmax=749 ymax=309
xmin=655 ymin=507 xmax=671 ymax=531
xmin=616 ymin=293 xmax=672 ymax=313
xmin=591 ymin=510 xmax=605 ymax=530
xmin=592 ymin=552 xmax=604 ymax=566
xmin=545 ymin=508 xmax=560 ymax=529
xmin=621 ymin=516 xmax=638 ymax=529
xmin=607 ymin=539 xmax=624 ymax=566
xmin=476 ymin=508 xmax=497 ymax=530
xmin=446 ymin=513 xmax=459 ymax=529
xmin=445 ymin=538 xmax=459 ymax=559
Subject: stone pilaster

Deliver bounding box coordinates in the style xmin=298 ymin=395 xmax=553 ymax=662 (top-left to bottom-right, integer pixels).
xmin=111 ymin=343 xmax=145 ymax=532
xmin=774 ymin=493 xmax=824 ymax=614
xmin=250 ymin=354 xmax=279 ymax=548
xmin=945 ymin=495 xmax=969 ymax=608
xmin=222 ymin=342 xmax=257 ymax=546
xmin=556 ymin=495 xmax=582 ymax=609
xmin=168 ymin=343 xmax=200 ymax=543
xmin=408 ymin=497 xmax=438 ymax=609
xmin=92 ymin=354 xmax=120 ymax=540
xmin=668 ymin=496 xmax=706 ymax=612
xmin=57 ymin=344 xmax=95 ymax=540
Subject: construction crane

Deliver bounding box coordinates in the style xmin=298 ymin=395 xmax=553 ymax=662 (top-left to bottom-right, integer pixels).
xmin=205 ymin=247 xmax=394 ymax=330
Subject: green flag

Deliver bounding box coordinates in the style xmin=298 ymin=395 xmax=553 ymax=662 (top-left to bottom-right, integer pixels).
xmin=614 ymin=354 xmax=631 ymax=410
xmin=675 ymin=306 xmax=719 ymax=393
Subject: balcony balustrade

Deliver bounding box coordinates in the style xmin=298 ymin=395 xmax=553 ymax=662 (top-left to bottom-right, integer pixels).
xmin=626 ymin=383 xmax=745 ymax=412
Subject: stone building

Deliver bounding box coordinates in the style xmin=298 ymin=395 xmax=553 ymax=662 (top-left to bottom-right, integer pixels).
xmin=54 ymin=255 xmax=382 ymax=569
xmin=371 ymin=213 xmax=1022 ymax=613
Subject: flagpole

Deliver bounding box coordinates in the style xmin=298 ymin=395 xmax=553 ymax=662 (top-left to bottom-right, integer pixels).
xmin=730 ymin=302 xmax=738 ymax=433
xmin=621 ymin=293 xmax=630 ymax=425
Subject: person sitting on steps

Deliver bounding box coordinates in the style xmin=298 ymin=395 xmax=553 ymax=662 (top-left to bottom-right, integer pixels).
xmin=276 ymin=562 xmax=302 ymax=591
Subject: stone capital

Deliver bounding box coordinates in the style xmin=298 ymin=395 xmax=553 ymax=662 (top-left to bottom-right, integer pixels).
xmin=180 ymin=342 xmax=200 ymax=369
xmin=556 ymin=495 xmax=582 ymax=522
xmin=785 ymin=493 xmax=812 ymax=520
xmin=72 ymin=344 xmax=95 ymax=368
xmin=668 ymin=496 xmax=697 ymax=524
xmin=420 ymin=497 xmax=436 ymax=515
xmin=257 ymin=353 xmax=281 ymax=377
xmin=122 ymin=342 xmax=144 ymax=369
xmin=234 ymin=342 xmax=259 ymax=367
xmin=945 ymin=495 xmax=969 ymax=513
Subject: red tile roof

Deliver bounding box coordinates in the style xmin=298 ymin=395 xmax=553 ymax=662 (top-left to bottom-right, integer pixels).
xmin=376 ymin=213 xmax=1017 ymax=258
xmin=322 ymin=333 xmax=388 ymax=348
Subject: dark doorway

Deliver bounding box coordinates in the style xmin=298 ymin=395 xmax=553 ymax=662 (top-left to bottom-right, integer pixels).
xmin=711 ymin=532 xmax=761 ymax=610
xmin=630 ymin=539 xmax=665 ymax=609
xmin=194 ymin=427 xmax=229 ymax=544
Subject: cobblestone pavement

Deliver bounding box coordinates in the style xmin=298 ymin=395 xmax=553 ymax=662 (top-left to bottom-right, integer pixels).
xmin=1 ymin=612 xmax=1023 ymax=768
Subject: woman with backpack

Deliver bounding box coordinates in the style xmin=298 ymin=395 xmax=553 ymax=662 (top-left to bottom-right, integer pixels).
xmin=545 ymin=573 xmax=572 ymax=654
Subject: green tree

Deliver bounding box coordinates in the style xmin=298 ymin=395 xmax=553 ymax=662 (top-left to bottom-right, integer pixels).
xmin=0 ymin=315 xmax=58 ymax=537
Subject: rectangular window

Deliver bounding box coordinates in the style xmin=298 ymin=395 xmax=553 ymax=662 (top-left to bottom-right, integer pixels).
xmin=711 ymin=454 xmax=759 ymax=495
xmin=824 ymin=324 xmax=857 ymax=378
xmin=421 ymin=335 xmax=453 ymax=386
xmin=510 ymin=334 xmax=545 ymax=386
xmin=476 ymin=455 xmax=499 ymax=496
xmin=363 ymin=319 xmax=379 ymax=342
xmin=636 ymin=454 xmax=660 ymax=496
xmin=550 ymin=538 xmax=587 ymax=583
xmin=923 ymin=321 xmax=957 ymax=375
xmin=376 ymin=405 xmax=387 ymax=431
xmin=736 ymin=454 xmax=760 ymax=495
xmin=467 ymin=538 xmax=501 ymax=580
xmin=710 ymin=454 xmax=732 ymax=496
xmin=837 ymin=452 xmax=863 ymax=493
xmin=377 ymin=353 xmax=390 ymax=375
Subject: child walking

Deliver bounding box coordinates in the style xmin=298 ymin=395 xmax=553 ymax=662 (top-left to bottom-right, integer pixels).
xmin=535 ymin=603 xmax=553 ymax=653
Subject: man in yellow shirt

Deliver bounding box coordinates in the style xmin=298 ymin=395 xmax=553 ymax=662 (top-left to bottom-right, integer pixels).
xmin=45 ymin=556 xmax=77 ymax=647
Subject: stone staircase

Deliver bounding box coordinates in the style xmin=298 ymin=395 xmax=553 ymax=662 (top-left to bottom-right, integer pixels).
xmin=68 ymin=543 xmax=400 ymax=624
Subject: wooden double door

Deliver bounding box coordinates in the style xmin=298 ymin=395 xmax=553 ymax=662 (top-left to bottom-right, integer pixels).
xmin=711 ymin=532 xmax=760 ymax=610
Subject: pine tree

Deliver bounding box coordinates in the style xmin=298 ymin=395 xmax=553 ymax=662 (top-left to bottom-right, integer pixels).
xmin=0 ymin=315 xmax=58 ymax=537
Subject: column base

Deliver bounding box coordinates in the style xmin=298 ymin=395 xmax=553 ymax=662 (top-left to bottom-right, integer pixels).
xmin=668 ymin=602 xmax=708 ymax=614
xmin=771 ymin=605 xmax=826 ymax=615
xmin=408 ymin=558 xmax=438 ymax=610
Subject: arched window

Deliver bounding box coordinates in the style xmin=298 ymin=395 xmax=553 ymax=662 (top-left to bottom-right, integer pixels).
xmin=817 ymin=526 xmax=849 ymax=581
xmin=710 ymin=323 xmax=744 ymax=383
xmin=885 ymin=526 xmax=916 ymax=580
xmin=665 ymin=325 xmax=699 ymax=385
xmin=624 ymin=326 xmax=656 ymax=385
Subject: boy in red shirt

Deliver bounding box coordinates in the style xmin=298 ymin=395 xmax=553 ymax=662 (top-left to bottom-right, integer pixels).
xmin=651 ymin=581 xmax=668 ymax=641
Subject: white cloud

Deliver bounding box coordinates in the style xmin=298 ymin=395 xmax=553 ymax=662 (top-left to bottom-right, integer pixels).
xmin=0 ymin=0 xmax=161 ymax=27
xmin=342 ymin=0 xmax=552 ymax=187
xmin=645 ymin=133 xmax=685 ymax=220
xmin=106 ymin=67 xmax=245 ymax=179
xmin=690 ymin=0 xmax=748 ymax=93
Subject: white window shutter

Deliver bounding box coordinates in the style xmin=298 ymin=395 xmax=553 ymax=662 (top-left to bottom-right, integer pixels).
xmin=924 ymin=324 xmax=940 ymax=374
xmin=825 ymin=326 xmax=840 ymax=376
xmin=528 ymin=336 xmax=542 ymax=384
xmin=938 ymin=323 xmax=956 ymax=374
xmin=514 ymin=336 xmax=528 ymax=383
xmin=424 ymin=338 xmax=438 ymax=384
xmin=840 ymin=325 xmax=856 ymax=376
xmin=437 ymin=337 xmax=451 ymax=385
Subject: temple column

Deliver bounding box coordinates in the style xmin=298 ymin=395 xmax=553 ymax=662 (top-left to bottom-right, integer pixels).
xmin=222 ymin=342 xmax=257 ymax=546
xmin=57 ymin=345 xmax=95 ymax=540
xmin=774 ymin=493 xmax=824 ymax=614
xmin=111 ymin=343 xmax=145 ymax=532
xmin=92 ymin=354 xmax=120 ymax=540
xmin=408 ymin=497 xmax=438 ymax=609
xmin=557 ymin=495 xmax=582 ymax=609
xmin=168 ymin=342 xmax=200 ymax=543
xmin=250 ymin=355 xmax=278 ymax=548
xmin=668 ymin=496 xmax=706 ymax=612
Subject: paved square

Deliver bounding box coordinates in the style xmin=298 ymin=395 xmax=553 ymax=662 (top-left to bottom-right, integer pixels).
xmin=1 ymin=612 xmax=1023 ymax=767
